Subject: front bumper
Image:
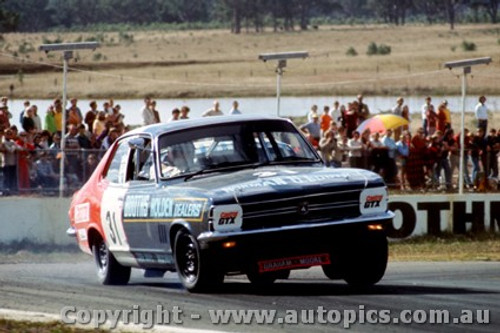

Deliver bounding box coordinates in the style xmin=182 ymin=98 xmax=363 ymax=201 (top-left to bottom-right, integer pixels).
xmin=197 ymin=211 xmax=394 ymax=273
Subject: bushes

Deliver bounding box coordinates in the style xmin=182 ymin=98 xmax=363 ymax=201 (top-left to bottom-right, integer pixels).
xmin=461 ymin=40 xmax=476 ymax=51
xmin=346 ymin=47 xmax=358 ymax=56
xmin=366 ymin=42 xmax=391 ymax=55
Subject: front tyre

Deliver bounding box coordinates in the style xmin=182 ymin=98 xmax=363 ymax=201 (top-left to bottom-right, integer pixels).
xmin=342 ymin=231 xmax=388 ymax=287
xmin=174 ymin=230 xmax=223 ymax=292
xmin=92 ymin=238 xmax=131 ymax=285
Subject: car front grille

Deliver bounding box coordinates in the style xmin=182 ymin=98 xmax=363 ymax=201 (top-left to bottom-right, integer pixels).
xmin=240 ymin=189 xmax=361 ymax=230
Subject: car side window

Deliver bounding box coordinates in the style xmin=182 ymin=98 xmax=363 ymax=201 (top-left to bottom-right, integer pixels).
xmin=103 ymin=141 xmax=130 ymax=184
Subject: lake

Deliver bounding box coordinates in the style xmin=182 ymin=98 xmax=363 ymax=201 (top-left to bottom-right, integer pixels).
xmin=7 ymin=95 xmax=500 ymax=129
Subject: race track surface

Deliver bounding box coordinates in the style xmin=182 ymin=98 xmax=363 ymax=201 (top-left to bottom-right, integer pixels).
xmin=0 ymin=260 xmax=498 ymax=332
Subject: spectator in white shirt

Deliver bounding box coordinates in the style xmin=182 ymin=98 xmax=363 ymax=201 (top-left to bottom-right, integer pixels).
xmin=474 ymin=95 xmax=488 ymax=135
xmin=141 ymin=96 xmax=156 ymax=125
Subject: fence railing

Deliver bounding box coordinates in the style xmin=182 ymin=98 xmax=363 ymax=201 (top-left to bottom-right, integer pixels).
xmin=1 ymin=148 xmax=105 ymax=196
xmin=1 ymin=147 xmax=498 ymax=196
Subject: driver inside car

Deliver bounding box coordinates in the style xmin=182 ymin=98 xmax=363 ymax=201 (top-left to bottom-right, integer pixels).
xmin=161 ymin=143 xmax=195 ymax=178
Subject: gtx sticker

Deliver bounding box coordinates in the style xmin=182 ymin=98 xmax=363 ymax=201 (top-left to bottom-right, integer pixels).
xmin=360 ymin=188 xmax=387 ymax=216
xmin=213 ymin=205 xmax=243 ymax=232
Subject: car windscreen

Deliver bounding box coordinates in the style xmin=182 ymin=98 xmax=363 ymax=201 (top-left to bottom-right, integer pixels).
xmin=157 ymin=121 xmax=319 ymax=179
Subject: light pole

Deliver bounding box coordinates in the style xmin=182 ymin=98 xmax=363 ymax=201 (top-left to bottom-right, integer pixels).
xmin=443 ymin=57 xmax=491 ymax=195
xmin=258 ymin=51 xmax=308 ymax=117
xmin=39 ymin=42 xmax=99 ymax=197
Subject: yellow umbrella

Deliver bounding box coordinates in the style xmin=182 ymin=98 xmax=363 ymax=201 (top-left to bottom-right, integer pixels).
xmin=356 ymin=114 xmax=409 ymax=133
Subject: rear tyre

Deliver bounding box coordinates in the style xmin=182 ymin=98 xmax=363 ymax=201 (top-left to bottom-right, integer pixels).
xmin=174 ymin=230 xmax=223 ymax=292
xmin=342 ymin=231 xmax=388 ymax=287
xmin=92 ymin=238 xmax=131 ymax=285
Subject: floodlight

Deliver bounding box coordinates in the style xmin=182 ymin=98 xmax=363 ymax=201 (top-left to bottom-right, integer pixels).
xmin=444 ymin=57 xmax=491 ymax=69
xmin=258 ymin=51 xmax=308 ymax=62
xmin=39 ymin=42 xmax=100 ymax=53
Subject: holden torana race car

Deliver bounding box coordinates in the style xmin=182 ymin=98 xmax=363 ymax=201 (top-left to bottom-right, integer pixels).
xmin=68 ymin=115 xmax=394 ymax=292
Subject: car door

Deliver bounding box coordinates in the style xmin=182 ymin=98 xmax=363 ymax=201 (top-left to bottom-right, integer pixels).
xmin=100 ymin=138 xmax=134 ymax=263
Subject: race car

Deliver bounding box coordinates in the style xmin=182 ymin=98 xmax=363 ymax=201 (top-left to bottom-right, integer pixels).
xmin=68 ymin=115 xmax=394 ymax=292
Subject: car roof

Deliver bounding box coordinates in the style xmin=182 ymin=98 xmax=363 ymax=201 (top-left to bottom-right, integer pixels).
xmin=126 ymin=115 xmax=292 ymax=137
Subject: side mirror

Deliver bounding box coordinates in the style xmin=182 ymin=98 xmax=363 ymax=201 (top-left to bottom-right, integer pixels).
xmin=128 ymin=137 xmax=145 ymax=150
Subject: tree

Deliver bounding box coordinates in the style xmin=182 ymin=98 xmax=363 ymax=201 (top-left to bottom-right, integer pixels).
xmin=444 ymin=0 xmax=463 ymax=29
xmin=413 ymin=0 xmax=446 ymax=24
xmin=485 ymin=0 xmax=499 ymax=23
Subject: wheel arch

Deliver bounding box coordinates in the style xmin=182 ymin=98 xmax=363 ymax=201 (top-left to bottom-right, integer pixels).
xmin=169 ymin=221 xmax=192 ymax=251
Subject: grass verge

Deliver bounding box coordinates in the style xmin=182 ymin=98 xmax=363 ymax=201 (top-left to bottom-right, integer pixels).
xmin=389 ymin=232 xmax=500 ymax=261
xmin=0 ymin=319 xmax=108 ymax=333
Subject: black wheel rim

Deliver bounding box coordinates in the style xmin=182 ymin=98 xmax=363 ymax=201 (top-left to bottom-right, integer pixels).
xmin=177 ymin=234 xmax=199 ymax=284
xmin=97 ymin=242 xmax=108 ymax=271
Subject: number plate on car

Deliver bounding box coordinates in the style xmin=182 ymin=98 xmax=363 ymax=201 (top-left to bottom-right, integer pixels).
xmin=258 ymin=253 xmax=331 ymax=273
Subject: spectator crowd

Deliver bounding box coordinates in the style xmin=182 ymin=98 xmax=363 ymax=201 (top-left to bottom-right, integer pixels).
xmin=0 ymin=93 xmax=497 ymax=196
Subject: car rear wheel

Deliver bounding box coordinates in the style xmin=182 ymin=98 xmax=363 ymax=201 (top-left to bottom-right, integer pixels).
xmin=92 ymin=238 xmax=131 ymax=285
xmin=341 ymin=231 xmax=388 ymax=287
xmin=174 ymin=230 xmax=223 ymax=292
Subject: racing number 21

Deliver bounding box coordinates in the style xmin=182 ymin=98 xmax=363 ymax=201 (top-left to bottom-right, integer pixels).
xmin=106 ymin=211 xmax=122 ymax=246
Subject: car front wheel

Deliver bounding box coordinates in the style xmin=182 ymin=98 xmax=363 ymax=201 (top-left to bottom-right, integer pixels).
xmin=341 ymin=231 xmax=388 ymax=287
xmin=92 ymin=238 xmax=131 ymax=285
xmin=174 ymin=230 xmax=223 ymax=292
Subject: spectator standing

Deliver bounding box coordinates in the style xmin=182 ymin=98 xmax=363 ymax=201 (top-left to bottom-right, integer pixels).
xmin=470 ymin=128 xmax=487 ymax=187
xmin=168 ymin=108 xmax=181 ymax=122
xmin=31 ymin=105 xmax=42 ymax=131
xmin=306 ymin=105 xmax=319 ymax=122
xmin=436 ymin=102 xmax=448 ymax=134
xmin=382 ymin=129 xmax=398 ymax=187
xmin=109 ymin=104 xmax=125 ymax=129
xmin=180 ymin=106 xmax=190 ymax=119
xmin=19 ymin=100 xmax=30 ymax=123
xmin=319 ymin=129 xmax=337 ymax=167
xmin=16 ymin=131 xmax=35 ymax=191
xmin=331 ymin=100 xmax=344 ymax=126
xmin=433 ymin=131 xmax=452 ymax=191
xmin=68 ymin=98 xmax=83 ymax=121
xmin=421 ymin=96 xmax=434 ymax=137
xmin=151 ymin=100 xmax=161 ymax=123
xmin=21 ymin=106 xmax=36 ymax=133
xmin=442 ymin=100 xmax=452 ymax=130
xmin=356 ymin=94 xmax=370 ymax=123
xmin=85 ymin=101 xmax=99 ymax=133
xmin=67 ymin=99 xmax=83 ymax=127
xmin=44 ymin=105 xmax=57 ymax=135
xmin=299 ymin=114 xmax=321 ymax=148
xmin=1 ymin=129 xmax=20 ymax=194
xmin=0 ymin=105 xmax=10 ymax=130
xmin=319 ymin=106 xmax=332 ymax=136
xmin=392 ymin=97 xmax=404 ymax=141
xmin=53 ymin=99 xmax=64 ymax=135
xmin=141 ymin=97 xmax=156 ymax=125
xmin=426 ymin=101 xmax=438 ymax=136
xmin=344 ymin=101 xmax=359 ymax=138
xmin=486 ymin=128 xmax=499 ymax=179
xmin=347 ymin=131 xmax=363 ymax=168
xmin=93 ymin=111 xmax=107 ymax=137
xmin=35 ymin=152 xmax=58 ymax=190
xmin=229 ymin=100 xmax=242 ymax=115
xmin=475 ymin=95 xmax=489 ymax=134
xmin=396 ymin=131 xmax=410 ymax=190
xmin=202 ymin=100 xmax=224 ymax=117
xmin=407 ymin=128 xmax=427 ymax=190
xmin=445 ymin=129 xmax=459 ymax=187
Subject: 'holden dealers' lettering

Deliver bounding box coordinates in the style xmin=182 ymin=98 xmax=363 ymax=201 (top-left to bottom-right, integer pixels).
xmin=126 ymin=196 xmax=206 ymax=221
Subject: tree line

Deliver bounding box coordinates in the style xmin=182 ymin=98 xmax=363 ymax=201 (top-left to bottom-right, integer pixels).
xmin=0 ymin=0 xmax=498 ymax=33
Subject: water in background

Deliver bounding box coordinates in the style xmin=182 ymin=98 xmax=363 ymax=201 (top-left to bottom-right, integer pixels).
xmin=8 ymin=95 xmax=500 ymax=129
